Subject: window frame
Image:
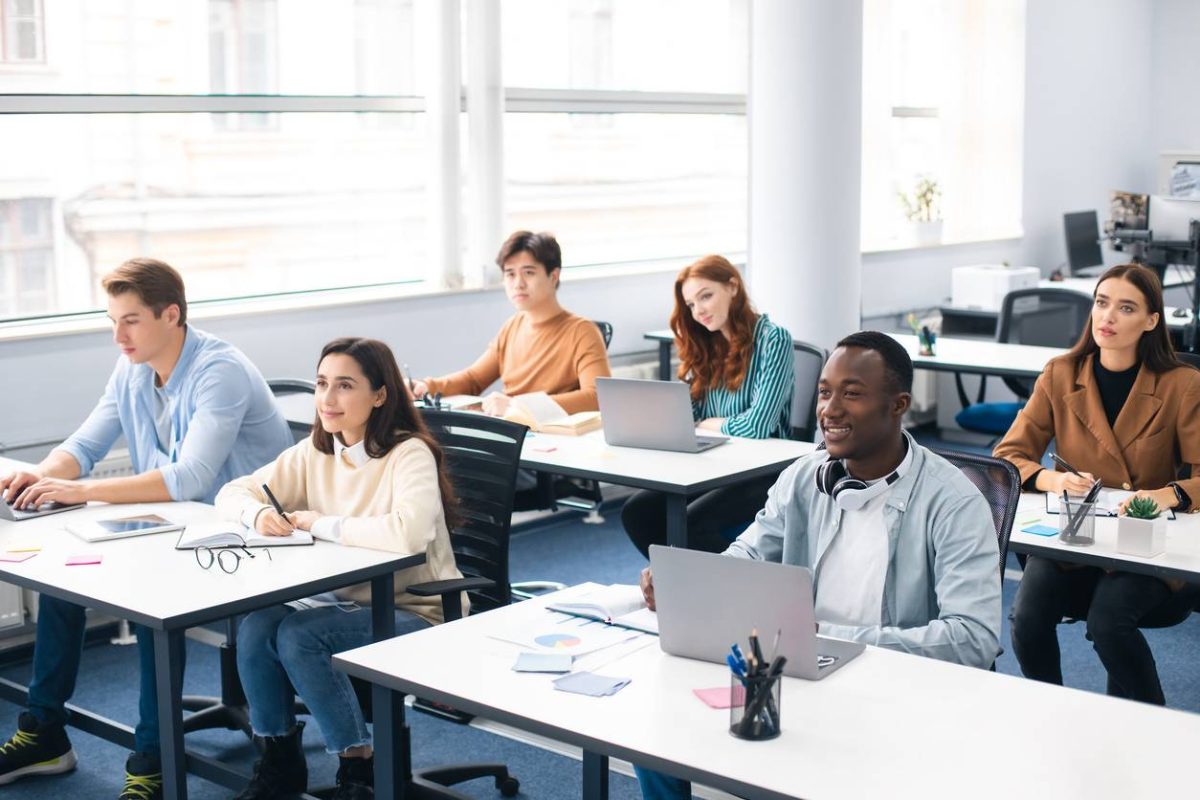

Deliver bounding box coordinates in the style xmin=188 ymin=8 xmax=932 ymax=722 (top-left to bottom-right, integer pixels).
xmin=0 ymin=0 xmax=45 ymax=64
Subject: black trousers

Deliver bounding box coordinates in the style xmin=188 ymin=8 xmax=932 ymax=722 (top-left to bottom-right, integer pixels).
xmin=620 ymin=474 xmax=777 ymax=558
xmin=1010 ymin=556 xmax=1200 ymax=705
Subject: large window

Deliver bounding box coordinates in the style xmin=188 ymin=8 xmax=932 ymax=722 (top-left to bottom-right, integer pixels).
xmin=0 ymin=0 xmax=748 ymax=323
xmin=861 ymin=0 xmax=1025 ymax=251
xmin=0 ymin=0 xmax=43 ymax=63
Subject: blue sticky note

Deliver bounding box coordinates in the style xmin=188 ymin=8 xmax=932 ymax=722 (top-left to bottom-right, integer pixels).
xmin=1021 ymin=523 xmax=1058 ymax=537
xmin=512 ymin=652 xmax=573 ymax=673
xmin=552 ymin=671 xmax=631 ymax=697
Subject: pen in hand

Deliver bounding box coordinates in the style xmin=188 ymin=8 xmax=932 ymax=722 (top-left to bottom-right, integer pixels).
xmin=261 ymin=483 xmax=294 ymax=534
xmin=1050 ymin=452 xmax=1081 ymax=476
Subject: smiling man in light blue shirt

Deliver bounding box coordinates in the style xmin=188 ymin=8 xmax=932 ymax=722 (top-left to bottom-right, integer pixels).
xmin=0 ymin=258 xmax=292 ymax=799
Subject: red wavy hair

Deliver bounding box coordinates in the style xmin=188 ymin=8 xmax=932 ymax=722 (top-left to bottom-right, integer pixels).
xmin=670 ymin=255 xmax=759 ymax=402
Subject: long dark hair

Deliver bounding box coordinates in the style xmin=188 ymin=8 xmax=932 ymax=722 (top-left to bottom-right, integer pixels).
xmin=311 ymin=337 xmax=459 ymax=527
xmin=1065 ymin=263 xmax=1184 ymax=374
xmin=670 ymin=255 xmax=759 ymax=402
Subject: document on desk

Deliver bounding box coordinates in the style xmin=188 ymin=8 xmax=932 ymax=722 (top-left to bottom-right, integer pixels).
xmin=1044 ymin=490 xmax=1176 ymax=519
xmin=490 ymin=614 xmax=642 ymax=657
xmin=176 ymin=521 xmax=314 ymax=549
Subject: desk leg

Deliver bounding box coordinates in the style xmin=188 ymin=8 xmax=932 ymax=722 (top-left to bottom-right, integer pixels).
xmin=582 ymin=751 xmax=609 ymax=800
xmin=153 ymin=629 xmax=187 ymax=800
xmin=658 ymin=341 xmax=671 ymax=381
xmin=665 ymin=493 xmax=688 ymax=549
xmin=370 ymin=573 xmax=404 ymax=800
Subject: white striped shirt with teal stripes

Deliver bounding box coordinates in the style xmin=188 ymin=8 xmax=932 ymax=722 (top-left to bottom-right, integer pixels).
xmin=691 ymin=314 xmax=795 ymax=439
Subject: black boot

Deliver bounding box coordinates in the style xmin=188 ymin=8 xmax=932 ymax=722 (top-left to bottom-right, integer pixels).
xmin=332 ymin=754 xmax=373 ymax=800
xmin=234 ymin=722 xmax=308 ymax=800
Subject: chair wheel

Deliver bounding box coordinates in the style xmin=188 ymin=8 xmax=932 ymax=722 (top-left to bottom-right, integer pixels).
xmin=497 ymin=775 xmax=520 ymax=797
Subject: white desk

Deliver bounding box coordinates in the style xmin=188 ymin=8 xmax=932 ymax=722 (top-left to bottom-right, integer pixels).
xmin=0 ymin=458 xmax=424 ymax=799
xmin=335 ymin=586 xmax=1200 ymax=800
xmin=517 ymin=431 xmax=814 ymax=548
xmin=888 ymin=332 xmax=1064 ymax=380
xmin=1009 ymin=492 xmax=1200 ymax=582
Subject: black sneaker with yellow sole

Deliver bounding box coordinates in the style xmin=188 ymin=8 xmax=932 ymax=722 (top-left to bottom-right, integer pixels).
xmin=0 ymin=711 xmax=77 ymax=785
xmin=119 ymin=751 xmax=163 ymax=800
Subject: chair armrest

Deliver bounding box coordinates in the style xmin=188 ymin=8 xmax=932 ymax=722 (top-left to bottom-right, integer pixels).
xmin=407 ymin=577 xmax=495 ymax=597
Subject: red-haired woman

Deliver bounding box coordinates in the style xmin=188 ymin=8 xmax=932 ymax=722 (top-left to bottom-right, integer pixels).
xmin=622 ymin=255 xmax=795 ymax=556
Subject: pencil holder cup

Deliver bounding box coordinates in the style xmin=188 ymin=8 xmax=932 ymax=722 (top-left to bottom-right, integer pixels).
xmin=729 ymin=673 xmax=782 ymax=741
xmin=1058 ymin=498 xmax=1096 ymax=546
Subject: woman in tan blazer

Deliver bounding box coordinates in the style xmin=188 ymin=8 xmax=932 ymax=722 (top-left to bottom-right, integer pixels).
xmin=994 ymin=263 xmax=1200 ymax=705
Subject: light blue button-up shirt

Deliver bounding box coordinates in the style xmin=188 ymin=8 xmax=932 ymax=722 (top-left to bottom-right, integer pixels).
xmin=58 ymin=326 xmax=293 ymax=504
xmin=727 ymin=432 xmax=1002 ymax=669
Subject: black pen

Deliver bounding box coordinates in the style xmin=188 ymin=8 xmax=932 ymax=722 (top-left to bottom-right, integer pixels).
xmin=261 ymin=483 xmax=293 ymax=531
xmin=1050 ymin=452 xmax=1082 ymax=477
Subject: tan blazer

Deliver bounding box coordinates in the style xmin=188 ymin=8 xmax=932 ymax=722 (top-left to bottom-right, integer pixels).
xmin=993 ymin=353 xmax=1200 ymax=502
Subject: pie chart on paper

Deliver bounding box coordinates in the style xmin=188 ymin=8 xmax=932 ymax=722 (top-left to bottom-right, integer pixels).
xmin=534 ymin=632 xmax=583 ymax=649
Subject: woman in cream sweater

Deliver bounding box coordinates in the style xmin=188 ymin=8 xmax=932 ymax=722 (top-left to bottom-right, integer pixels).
xmin=216 ymin=337 xmax=461 ymax=800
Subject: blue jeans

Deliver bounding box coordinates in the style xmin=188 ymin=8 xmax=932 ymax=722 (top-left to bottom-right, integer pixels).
xmin=28 ymin=595 xmax=183 ymax=755
xmin=237 ymin=603 xmax=428 ymax=753
xmin=635 ymin=766 xmax=691 ymax=800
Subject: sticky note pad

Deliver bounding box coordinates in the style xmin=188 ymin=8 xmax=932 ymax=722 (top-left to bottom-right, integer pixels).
xmin=513 ymin=652 xmax=573 ymax=673
xmin=693 ymin=686 xmax=736 ymax=709
xmin=1021 ymin=524 xmax=1058 ymax=537
xmin=553 ymin=671 xmax=631 ymax=697
xmin=0 ymin=552 xmax=37 ymax=563
xmin=66 ymin=554 xmax=103 ymax=566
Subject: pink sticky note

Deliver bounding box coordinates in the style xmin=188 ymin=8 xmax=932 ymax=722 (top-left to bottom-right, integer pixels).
xmin=0 ymin=552 xmax=37 ymax=563
xmin=693 ymin=686 xmax=736 ymax=709
xmin=66 ymin=554 xmax=103 ymax=566
xmin=530 ymin=444 xmax=558 ymax=453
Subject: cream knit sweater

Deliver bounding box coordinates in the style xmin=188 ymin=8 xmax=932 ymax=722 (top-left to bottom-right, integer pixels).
xmin=215 ymin=436 xmax=463 ymax=624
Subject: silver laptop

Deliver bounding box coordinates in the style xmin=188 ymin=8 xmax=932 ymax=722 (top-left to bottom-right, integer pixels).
xmin=0 ymin=498 xmax=85 ymax=523
xmin=650 ymin=545 xmax=865 ymax=680
xmin=595 ymin=377 xmax=728 ymax=453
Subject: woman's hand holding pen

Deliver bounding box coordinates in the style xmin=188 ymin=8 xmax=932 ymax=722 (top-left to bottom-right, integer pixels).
xmin=639 ymin=567 xmax=656 ymax=611
xmin=256 ymin=509 xmax=294 ymax=536
xmin=1038 ymin=469 xmax=1096 ymax=496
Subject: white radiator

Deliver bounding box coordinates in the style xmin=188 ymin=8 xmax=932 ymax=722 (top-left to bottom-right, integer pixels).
xmin=0 ymin=584 xmax=23 ymax=631
xmin=91 ymin=449 xmax=136 ymax=479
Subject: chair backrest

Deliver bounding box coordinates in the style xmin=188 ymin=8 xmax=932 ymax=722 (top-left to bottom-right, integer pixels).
xmin=996 ymin=288 xmax=1092 ymax=397
xmin=933 ymin=448 xmax=1020 ymax=579
xmin=790 ymin=340 xmax=828 ymax=441
xmin=267 ymin=378 xmax=316 ymax=444
xmin=593 ymin=320 xmax=614 ymax=350
xmin=420 ymin=409 xmax=528 ymax=614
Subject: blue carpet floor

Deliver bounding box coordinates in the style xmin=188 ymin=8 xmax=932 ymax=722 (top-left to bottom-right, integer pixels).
xmin=1 ymin=469 xmax=1198 ymax=798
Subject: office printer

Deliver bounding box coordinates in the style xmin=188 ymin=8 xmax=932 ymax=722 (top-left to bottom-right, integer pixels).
xmin=950 ymin=264 xmax=1040 ymax=310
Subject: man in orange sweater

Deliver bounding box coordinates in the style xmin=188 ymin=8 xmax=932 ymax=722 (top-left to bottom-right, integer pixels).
xmin=413 ymin=230 xmax=611 ymax=416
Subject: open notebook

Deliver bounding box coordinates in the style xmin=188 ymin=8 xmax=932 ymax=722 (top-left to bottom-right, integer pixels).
xmin=546 ymin=583 xmax=658 ymax=635
xmin=175 ymin=521 xmax=314 ymax=549
xmin=1044 ymin=490 xmax=1176 ymax=519
xmin=504 ymin=392 xmax=602 ymax=436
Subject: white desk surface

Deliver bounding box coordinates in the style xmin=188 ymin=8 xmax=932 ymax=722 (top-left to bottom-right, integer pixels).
xmin=889 ymin=332 xmax=1063 ymax=378
xmin=336 ymin=586 xmax=1200 ymax=800
xmin=518 ymin=431 xmax=815 ymax=495
xmin=1009 ymin=492 xmax=1200 ymax=582
xmin=0 ymin=459 xmax=422 ymax=630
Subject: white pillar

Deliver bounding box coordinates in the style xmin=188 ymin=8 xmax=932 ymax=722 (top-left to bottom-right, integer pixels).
xmin=465 ymin=0 xmax=505 ymax=289
xmin=748 ymin=0 xmax=863 ymax=351
xmin=428 ymin=0 xmax=462 ymax=289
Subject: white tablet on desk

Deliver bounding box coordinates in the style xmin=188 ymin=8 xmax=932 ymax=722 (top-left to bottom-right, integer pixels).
xmin=66 ymin=513 xmax=183 ymax=543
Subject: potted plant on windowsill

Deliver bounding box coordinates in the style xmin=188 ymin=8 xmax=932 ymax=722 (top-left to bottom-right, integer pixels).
xmin=898 ymin=176 xmax=943 ymax=246
xmin=1117 ymin=496 xmax=1167 ymax=557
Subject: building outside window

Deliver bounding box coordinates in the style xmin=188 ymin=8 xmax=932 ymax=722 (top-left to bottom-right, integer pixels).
xmin=0 ymin=0 xmax=44 ymax=63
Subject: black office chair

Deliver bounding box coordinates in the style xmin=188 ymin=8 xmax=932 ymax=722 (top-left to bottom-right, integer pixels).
xmin=933 ymin=449 xmax=1020 ymax=576
xmin=955 ymin=288 xmax=1093 ymax=441
xmin=402 ymin=410 xmax=528 ymax=798
xmin=267 ymin=377 xmax=318 ymax=444
xmin=181 ymin=379 xmax=317 ymax=737
xmin=1177 ymin=351 xmax=1200 ymax=370
xmin=789 ymin=340 xmax=827 ymax=442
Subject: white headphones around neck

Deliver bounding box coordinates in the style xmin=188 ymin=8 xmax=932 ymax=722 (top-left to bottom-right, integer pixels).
xmin=815 ymin=438 xmax=914 ymax=511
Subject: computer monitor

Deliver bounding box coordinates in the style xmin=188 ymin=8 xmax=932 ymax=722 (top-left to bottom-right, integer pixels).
xmin=1148 ymin=195 xmax=1200 ymax=242
xmin=1064 ymin=210 xmax=1103 ymax=274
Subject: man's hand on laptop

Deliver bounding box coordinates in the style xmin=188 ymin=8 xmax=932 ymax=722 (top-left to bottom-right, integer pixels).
xmin=481 ymin=393 xmax=513 ymax=417
xmin=640 ymin=566 xmax=656 ymax=611
xmin=12 ymin=476 xmax=87 ymax=510
xmin=0 ymin=470 xmax=44 ymax=505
